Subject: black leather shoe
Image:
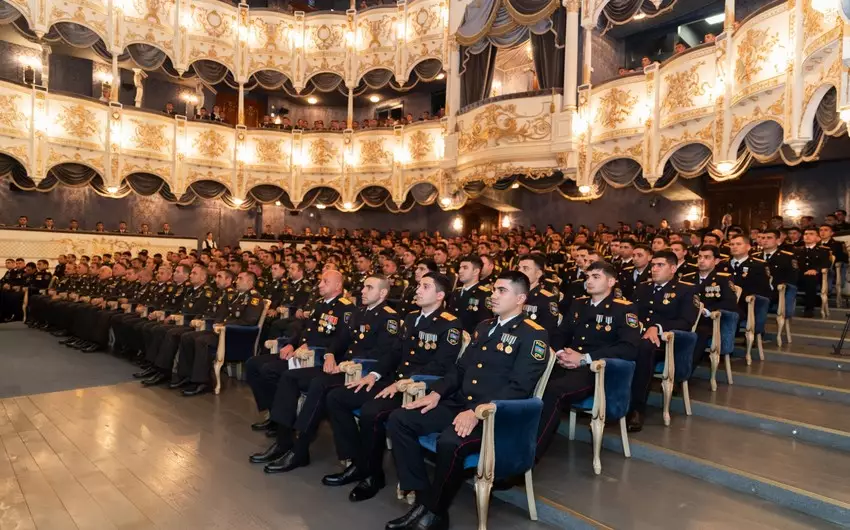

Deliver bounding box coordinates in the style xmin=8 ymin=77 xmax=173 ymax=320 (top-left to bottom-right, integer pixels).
xmin=168 ymin=377 xmax=191 ymax=389
xmin=263 ymin=450 xmax=309 ymax=474
xmin=249 ymin=442 xmax=288 ymax=464
xmin=182 ymin=383 xmax=209 ymax=397
xmin=627 ymin=410 xmax=644 ymax=432
xmin=386 ymin=504 xmax=426 ymax=530
xmin=349 ymin=475 xmax=385 ymax=501
xmin=413 ymin=510 xmax=448 ymax=530
xmin=142 ymin=373 xmax=167 ymax=386
xmin=59 ymin=337 xmax=76 ymax=345
xmin=133 ymin=367 xmax=157 ymax=379
xmin=265 ymin=428 xmax=278 ymax=438
xmin=51 ymin=330 xmax=69 ymax=337
xmin=322 ymin=464 xmax=364 ymax=487
xmin=81 ymin=343 xmax=100 ymax=353
xmin=251 ymin=419 xmax=274 ymax=431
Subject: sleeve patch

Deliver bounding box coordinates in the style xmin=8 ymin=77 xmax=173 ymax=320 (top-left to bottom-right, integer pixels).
xmin=447 ymin=328 xmax=460 ymax=345
xmin=485 ymin=297 xmax=493 ymax=310
xmin=626 ymin=313 xmax=638 ymax=328
xmin=251 ymin=297 xmax=260 ymax=306
xmin=531 ymin=340 xmax=547 ymax=361
xmin=344 ymin=311 xmax=352 ymax=323
xmin=387 ymin=319 xmax=398 ymax=334
xmin=549 ymin=301 xmax=559 ymax=316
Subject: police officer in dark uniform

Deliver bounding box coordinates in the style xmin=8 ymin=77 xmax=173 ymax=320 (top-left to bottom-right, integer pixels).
xmin=0 ymin=261 xmax=36 ymax=322
xmin=536 ymin=261 xmax=640 ymax=460
xmin=111 ymin=265 xmax=175 ymax=361
xmin=137 ymin=265 xmax=218 ymax=387
xmin=131 ymin=264 xmax=191 ymax=363
xmin=382 ymin=258 xmax=408 ymax=307
xmin=449 ymin=255 xmax=493 ymax=333
xmin=31 ymin=263 xmax=78 ymax=330
xmin=517 ymin=253 xmax=562 ymax=349
xmin=63 ymin=264 xmax=119 ymax=350
xmin=247 ymin=270 xmax=354 ymax=465
xmin=725 ymin=234 xmax=772 ymax=319
xmin=177 ymin=271 xmax=264 ymax=396
xmin=617 ymin=244 xmax=652 ymax=299
xmin=111 ymin=268 xmax=160 ymax=356
xmin=261 ymin=262 xmax=314 ymax=350
xmin=18 ymin=260 xmax=51 ymax=325
xmin=81 ymin=266 xmax=139 ymax=352
xmin=754 ymin=229 xmax=798 ymax=295
xmin=798 ymin=227 xmax=832 ymax=317
xmin=629 ymin=250 xmax=699 ymax=432
xmin=322 ymin=272 xmax=461 ymax=502
xmin=384 ymin=271 xmax=549 ymax=530
xmin=348 ymin=255 xmax=372 ymax=300
xmin=684 ymin=245 xmax=738 ymax=372
xmin=672 ymin=241 xmax=697 ymax=279
xmin=398 ymin=260 xmax=438 ymax=317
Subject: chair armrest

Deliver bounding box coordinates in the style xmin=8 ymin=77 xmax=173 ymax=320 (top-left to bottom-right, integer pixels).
xmin=475 ymin=398 xmax=544 ymax=480
xmin=777 ymin=284 xmax=787 ymax=317
xmin=692 ymin=303 xmax=704 ymax=332
xmin=661 ymin=331 xmax=675 ymax=381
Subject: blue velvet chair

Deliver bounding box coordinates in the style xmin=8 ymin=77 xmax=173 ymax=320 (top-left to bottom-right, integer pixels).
xmin=211 ymin=299 xmax=271 ymax=394
xmin=775 ymin=284 xmax=798 ymax=347
xmin=654 ymin=330 xmax=697 ymax=426
xmin=743 ymin=294 xmax=770 ymax=366
xmin=568 ymin=358 xmax=635 ymax=475
xmin=708 ymin=309 xmax=740 ymax=390
xmin=398 ymin=347 xmax=557 ymax=529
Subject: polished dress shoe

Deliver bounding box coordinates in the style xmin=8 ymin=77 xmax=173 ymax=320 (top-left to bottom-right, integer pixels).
xmin=251 ymin=419 xmax=274 ymax=431
xmin=142 ymin=373 xmax=167 ymax=386
xmin=133 ymin=367 xmax=157 ymax=379
xmin=265 ymin=428 xmax=278 ymax=438
xmin=627 ymin=410 xmax=644 ymax=432
xmin=349 ymin=475 xmax=385 ymax=502
xmin=263 ymin=450 xmax=309 ymax=474
xmin=386 ymin=504 xmax=426 ymax=530
xmin=59 ymin=337 xmax=76 ymax=345
xmin=413 ymin=510 xmax=448 ymax=530
xmin=81 ymin=343 xmax=100 ymax=353
xmin=249 ymin=442 xmax=288 ymax=464
xmin=181 ymin=383 xmax=209 ymax=397
xmin=168 ymin=377 xmax=191 ymax=389
xmin=51 ymin=330 xmax=68 ymax=337
xmin=322 ymin=464 xmax=364 ymax=487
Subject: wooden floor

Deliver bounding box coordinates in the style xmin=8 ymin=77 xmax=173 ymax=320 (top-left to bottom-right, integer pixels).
xmin=0 ymin=378 xmax=541 ymax=530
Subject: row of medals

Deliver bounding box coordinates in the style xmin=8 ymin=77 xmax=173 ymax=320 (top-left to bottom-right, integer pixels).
xmin=318 ymin=316 xmax=335 ymax=333
xmin=496 ymin=334 xmax=516 ymax=354
xmin=596 ymin=314 xmax=613 ymax=331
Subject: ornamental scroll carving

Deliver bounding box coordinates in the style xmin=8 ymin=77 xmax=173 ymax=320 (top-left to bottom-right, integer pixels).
xmin=595 ymin=87 xmax=638 ymax=129
xmin=130 ymin=120 xmax=168 ymax=152
xmin=309 ymin=138 xmax=338 ymax=166
xmin=359 ymin=139 xmax=389 ymax=165
xmin=735 ymin=28 xmax=780 ymax=85
xmin=408 ymin=131 xmax=433 ymax=162
xmin=458 ymin=104 xmax=551 ymax=155
xmin=57 ymin=104 xmax=99 ymax=139
xmin=661 ymin=62 xmax=708 ymax=114
xmin=0 ymin=96 xmax=25 ymax=131
xmin=255 ymin=139 xmax=286 ymax=165
xmin=193 ymin=129 xmax=227 ymax=159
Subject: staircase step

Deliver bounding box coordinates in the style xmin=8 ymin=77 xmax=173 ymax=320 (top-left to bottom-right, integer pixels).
xmin=768 ymin=316 xmax=849 ymax=333
xmin=512 ymin=437 xmax=833 ymax=529
xmin=647 ymin=382 xmax=850 ymax=452
xmin=567 ymin=416 xmax=850 ymax=526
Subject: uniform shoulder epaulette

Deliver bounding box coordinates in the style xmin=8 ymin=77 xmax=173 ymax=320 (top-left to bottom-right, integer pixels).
xmin=681 ymin=272 xmax=696 ymax=277
xmin=780 ymin=250 xmax=795 ymax=255
xmin=408 ymin=309 xmax=420 ymax=315
xmin=575 ymin=295 xmax=589 ymax=300
xmin=524 ymin=318 xmax=544 ymax=331
xmin=720 ymin=254 xmax=730 ymax=259
xmin=383 ymin=305 xmax=397 ymax=314
xmin=339 ymin=297 xmax=352 ymax=305
xmin=540 ymin=289 xmax=554 ymax=297
xmin=717 ymin=272 xmax=731 ymax=277
xmin=613 ymin=298 xmax=631 ymax=305
xmin=622 ymin=265 xmax=635 ymax=270
xmin=751 ymin=257 xmax=765 ymax=263
xmin=440 ymin=311 xmax=457 ymax=321
xmin=678 ymin=280 xmax=695 ymax=286
xmin=477 ymin=284 xmax=491 ymax=292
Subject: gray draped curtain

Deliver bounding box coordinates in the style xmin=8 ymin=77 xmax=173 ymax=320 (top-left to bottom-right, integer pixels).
xmin=127 ymin=43 xmax=168 ymax=70
xmin=0 ymin=0 xmax=20 ymax=23
xmin=531 ymin=7 xmax=565 ymax=89
xmin=598 ymin=0 xmax=676 ymax=31
xmin=460 ymin=44 xmax=497 ymax=108
xmin=192 ymin=60 xmax=230 ymax=85
xmin=457 ymin=0 xmax=558 ymax=49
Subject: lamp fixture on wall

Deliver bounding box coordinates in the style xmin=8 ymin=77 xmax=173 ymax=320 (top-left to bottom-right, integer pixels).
xmin=501 ymin=215 xmax=511 ymax=228
xmin=307 ymin=96 xmax=318 ymax=105
xmin=107 ymin=186 xmax=119 ymax=194
xmin=578 ymin=184 xmax=591 ymax=194
xmin=785 ymin=198 xmax=802 ymax=218
xmin=440 ymin=196 xmax=452 ymax=206
xmin=316 ymin=203 xmax=326 ymax=209
xmin=275 ymin=200 xmax=282 ymax=206
xmin=232 ymin=197 xmax=245 ymax=206
xmin=716 ymin=161 xmax=735 ymax=175
xmin=369 ymin=95 xmax=381 ymax=103
xmin=452 ymin=216 xmax=463 ymax=232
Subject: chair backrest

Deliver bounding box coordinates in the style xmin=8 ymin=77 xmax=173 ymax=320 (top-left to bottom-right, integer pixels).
xmin=783 ymin=283 xmax=798 ymax=316
xmin=533 ymin=347 xmax=558 ymax=399
xmin=671 ymin=330 xmax=697 ymax=383
xmin=753 ymin=294 xmax=770 ymax=334
xmin=717 ymin=310 xmax=739 ymax=354
xmin=602 ymin=358 xmax=635 ymax=419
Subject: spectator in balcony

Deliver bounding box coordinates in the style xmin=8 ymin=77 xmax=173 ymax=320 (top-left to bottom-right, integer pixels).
xmin=674 ymin=41 xmax=688 ymax=54
xmin=313 ymin=120 xmax=322 ymax=130
xmin=244 ymin=226 xmax=258 ymax=240
xmin=197 ymin=107 xmax=209 ymax=120
xmin=437 ymin=107 xmax=445 ymax=118
xmin=352 ymin=120 xmax=360 ymax=130
xmin=261 ymin=115 xmax=273 ymax=128
xmin=68 ymin=219 xmax=80 ymax=231
xmin=282 ymin=117 xmax=293 ymax=130
xmin=116 ymin=221 xmax=129 ymax=234
xmin=158 ymin=223 xmax=173 ymax=236
xmin=361 ymin=119 xmax=370 ymax=129
xmin=641 ymin=56 xmax=652 ymax=68
xmin=704 ymin=33 xmax=716 ymax=43
xmin=420 ymin=111 xmax=431 ymax=121
xmin=211 ymin=105 xmax=224 ymax=122
xmin=405 ymin=112 xmax=414 ymax=123
xmin=42 ymin=217 xmax=54 ymax=230
xmin=164 ymin=102 xmax=175 ymax=116
xmin=369 ymin=118 xmax=378 ymax=128
xmin=618 ymin=67 xmax=628 ymax=76
xmin=94 ymin=222 xmax=106 ymax=233
xmin=16 ymin=215 xmax=28 ymax=228
xmin=138 ymin=223 xmax=151 ymax=235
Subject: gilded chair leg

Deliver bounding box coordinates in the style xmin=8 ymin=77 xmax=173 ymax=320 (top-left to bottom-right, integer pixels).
xmin=619 ymin=417 xmax=631 ymax=458
xmin=661 ymin=378 xmax=673 ymax=427
xmin=213 ymin=360 xmax=224 ymax=395
xmin=757 ymin=335 xmax=764 ymax=361
xmin=776 ymin=315 xmax=785 ymax=348
xmin=590 ymin=415 xmax=604 ymax=475
xmin=524 ymin=470 xmax=538 ymax=521
xmin=474 ymin=477 xmax=493 ymax=530
xmin=568 ymin=410 xmax=577 ymax=441
xmin=682 ymin=381 xmax=692 ymax=416
xmin=745 ymin=330 xmax=754 ymax=366
xmin=724 ymin=354 xmax=734 ymax=385
xmin=786 ymin=319 xmax=792 ymax=344
xmin=709 ymin=348 xmax=719 ymax=392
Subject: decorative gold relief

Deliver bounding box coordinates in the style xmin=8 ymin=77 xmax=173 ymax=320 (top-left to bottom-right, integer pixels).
xmin=252 ymin=19 xmax=281 ymax=50
xmin=659 ymin=121 xmax=714 ymax=154
xmin=309 ymin=138 xmax=338 ymax=166
xmin=193 ymin=130 xmax=227 ymax=159
xmin=0 ymin=95 xmax=25 ymax=131
xmin=308 ymin=24 xmax=344 ymax=51
xmin=130 ymin=119 xmax=168 ymax=152
xmin=359 ymin=139 xmax=389 ymax=165
xmin=5 ymin=145 xmax=29 ymax=166
xmin=359 ymin=16 xmax=392 ymax=48
xmin=661 ymin=62 xmax=707 ymax=114
xmin=255 ymin=139 xmax=284 ymax=165
xmin=410 ymin=5 xmax=440 ymax=38
xmin=57 ymin=104 xmax=100 ymax=139
xmin=407 ymin=131 xmax=433 ymax=162
xmin=123 ymin=161 xmax=171 ymax=178
xmin=132 ymin=0 xmax=174 ymax=25
xmin=458 ymin=104 xmax=551 ymax=154
xmin=190 ymin=7 xmax=234 ymax=38
xmin=735 ymin=28 xmax=779 ymax=85
xmin=595 ymin=88 xmax=638 ymax=129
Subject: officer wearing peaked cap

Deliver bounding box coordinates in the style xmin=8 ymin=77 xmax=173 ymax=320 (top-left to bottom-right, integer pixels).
xmin=536 ymin=261 xmax=641 ymax=460
xmin=321 ymin=272 xmax=461 ymax=502
xmin=384 ymin=271 xmax=548 ymax=530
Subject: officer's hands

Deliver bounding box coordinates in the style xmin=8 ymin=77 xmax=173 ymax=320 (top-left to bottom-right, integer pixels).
xmin=560 ymin=348 xmax=583 ymax=369
xmin=376 ymin=382 xmax=400 ymax=399
xmin=295 ymin=309 xmax=305 ymax=319
xmin=804 ymin=269 xmax=818 ymax=276
xmin=453 ymin=409 xmax=479 ymax=438
xmin=348 ymin=373 xmax=377 ymax=393
xmin=279 ymin=344 xmax=295 ymax=360
xmin=643 ymin=326 xmax=661 ymax=347
xmin=323 ymin=355 xmax=338 ymax=374
xmin=405 ymin=391 xmax=440 ymax=414
xmin=266 ymin=308 xmax=276 ymax=318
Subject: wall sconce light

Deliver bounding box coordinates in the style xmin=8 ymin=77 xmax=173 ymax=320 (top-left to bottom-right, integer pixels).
xmin=501 ymin=215 xmax=511 ymax=228
xmin=395 ymin=21 xmax=406 ymax=40
xmin=434 ymin=135 xmax=445 ymax=159
xmin=107 ymin=186 xmax=119 ymax=194
xmin=436 ymin=72 xmax=445 ymax=80
xmin=452 ymin=216 xmax=463 ymax=232
xmin=181 ymin=92 xmax=198 ymax=115
xmin=343 ymin=201 xmax=353 ymax=209
xmin=232 ymin=197 xmax=245 ymax=206
xmin=307 ymin=96 xmax=318 ymax=105
xmin=369 ymin=95 xmax=381 ymax=103
xmin=578 ymin=184 xmax=591 ymax=194
xmin=316 ymin=203 xmax=327 ymax=209
xmin=274 ymin=116 xmax=282 ymax=125
xmin=511 ymin=182 xmax=520 ymax=189
xmin=716 ymin=161 xmax=735 ymax=175
xmin=275 ymin=200 xmax=282 ymax=206
xmin=572 ymin=115 xmax=588 ymax=136
xmin=785 ymin=198 xmax=802 ymax=218
xmin=686 ymin=204 xmax=701 ymax=222
xmin=633 ymin=9 xmax=646 ymax=19
xmin=440 ymin=196 xmax=451 ymax=206
xmin=95 ymin=71 xmax=114 ymax=102
xmin=180 ymin=13 xmax=195 ymax=30
xmin=289 ymin=31 xmax=304 ymax=49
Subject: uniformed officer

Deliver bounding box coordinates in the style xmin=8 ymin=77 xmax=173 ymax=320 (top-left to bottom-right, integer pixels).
xmin=82 ymin=265 xmax=140 ymax=352
xmin=261 ymin=261 xmax=314 ymax=349
xmin=536 ymin=260 xmax=640 ymax=461
xmin=348 ymin=255 xmax=372 ymax=299
xmin=130 ymin=264 xmax=191 ymax=365
xmin=725 ymin=234 xmax=772 ymax=319
xmin=322 ymin=272 xmax=461 ymax=502
xmin=517 ymin=253 xmax=562 ymax=349
xmin=62 ymin=265 xmax=116 ymax=350
xmin=384 ymin=271 xmax=549 ymax=530
xmin=111 ymin=265 xmax=174 ymax=361
xmin=398 ymin=260 xmax=438 ymax=317
xmin=382 ymin=258 xmax=408 ymax=307
xmin=798 ymin=227 xmax=832 ymax=317
xmin=820 ymin=223 xmax=847 ymax=297
xmin=0 ymin=261 xmax=37 ymax=322
xmin=617 ymin=244 xmax=651 ymax=299
xmin=176 ymin=270 xmax=264 ymax=396
xmin=672 ymin=241 xmax=697 ymax=279
xmin=137 ymin=265 xmax=218 ymax=387
xmin=629 ymin=250 xmax=699 ymax=432
xmin=685 ymin=245 xmax=738 ymax=373
xmin=754 ymin=229 xmax=798 ymax=295
xmin=449 ymin=255 xmax=493 ymax=333
xmin=111 ymin=268 xmax=160 ymax=357
xmin=248 ymin=270 xmax=355 ymax=467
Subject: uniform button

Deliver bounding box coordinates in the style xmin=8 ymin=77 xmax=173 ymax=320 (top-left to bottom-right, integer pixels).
xmin=649 ymin=310 xmax=654 ymax=314
xmin=477 ymin=363 xmax=483 ymax=368
xmin=482 ymin=346 xmax=487 ymax=351
xmin=585 ymin=324 xmax=589 ymax=328
xmin=578 ymin=346 xmax=583 ymax=350
xmin=404 ymin=362 xmax=409 ymax=366
xmin=410 ymin=350 xmax=415 ymax=354
xmin=398 ymin=373 xmax=403 ymax=378
xmin=581 ymin=336 xmax=585 ymax=340
xmin=472 ymin=380 xmax=477 ymax=384
xmin=467 ymin=396 xmax=473 ymax=401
